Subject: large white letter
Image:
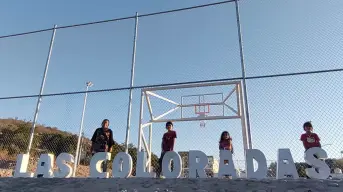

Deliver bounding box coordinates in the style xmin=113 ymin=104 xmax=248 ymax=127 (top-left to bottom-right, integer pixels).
xmin=218 ymin=150 xmax=237 ymax=178
xmin=35 ymin=154 xmax=54 ymax=178
xmin=304 ymin=147 xmax=330 ymax=179
xmin=276 ymin=148 xmax=299 ymax=179
xmin=245 ymin=149 xmax=267 ymax=179
xmin=136 ymin=151 xmax=152 ymax=178
xmin=112 ymin=152 xmax=133 ymax=178
xmin=162 ymin=151 xmax=182 ymax=178
xmin=89 ymin=152 xmax=111 ymax=178
xmin=14 ymin=153 xmax=33 ymax=178
xmin=54 ymin=153 xmax=74 ymax=178
xmin=189 ymin=150 xmax=208 ymax=178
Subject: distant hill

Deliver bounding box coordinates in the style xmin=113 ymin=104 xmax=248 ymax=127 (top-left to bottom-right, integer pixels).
xmin=0 ymin=118 xmax=159 ymax=176
xmin=0 ymin=118 xmax=69 ymax=134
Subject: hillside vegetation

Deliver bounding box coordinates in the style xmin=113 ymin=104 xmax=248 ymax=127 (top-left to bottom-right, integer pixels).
xmin=0 ymin=118 xmax=159 ymax=176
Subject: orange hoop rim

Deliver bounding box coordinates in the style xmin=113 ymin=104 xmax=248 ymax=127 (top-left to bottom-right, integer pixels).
xmin=194 ymin=104 xmax=210 ymax=115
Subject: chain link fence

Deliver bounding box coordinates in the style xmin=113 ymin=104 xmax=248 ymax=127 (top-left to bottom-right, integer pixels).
xmin=1 ymin=0 xmax=343 ymax=178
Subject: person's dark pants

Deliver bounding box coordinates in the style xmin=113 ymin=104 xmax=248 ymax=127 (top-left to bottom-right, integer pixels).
xmin=92 ymin=152 xmax=108 ymax=172
xmin=156 ymin=152 xmax=165 ymax=177
xmin=156 ymin=151 xmax=174 ymax=177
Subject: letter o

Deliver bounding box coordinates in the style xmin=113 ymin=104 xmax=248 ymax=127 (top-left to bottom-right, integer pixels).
xmin=112 ymin=152 xmax=133 ymax=178
xmin=162 ymin=151 xmax=182 ymax=178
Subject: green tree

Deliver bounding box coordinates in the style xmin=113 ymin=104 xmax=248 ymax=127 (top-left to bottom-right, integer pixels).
xmin=39 ymin=133 xmax=78 ymax=156
xmin=335 ymin=159 xmax=343 ymax=170
xmin=295 ymin=162 xmax=307 ymax=177
xmin=0 ymin=122 xmax=30 ymax=155
xmin=268 ymin=161 xmax=308 ymax=178
xmin=109 ymin=143 xmax=159 ymax=176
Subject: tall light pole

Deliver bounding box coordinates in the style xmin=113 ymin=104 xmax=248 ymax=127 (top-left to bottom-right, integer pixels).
xmin=73 ymin=81 xmax=93 ymax=177
xmin=77 ymin=132 xmax=85 ymax=165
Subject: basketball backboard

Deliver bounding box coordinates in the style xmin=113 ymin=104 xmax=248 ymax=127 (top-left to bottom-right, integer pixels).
xmin=141 ymin=81 xmax=242 ymax=124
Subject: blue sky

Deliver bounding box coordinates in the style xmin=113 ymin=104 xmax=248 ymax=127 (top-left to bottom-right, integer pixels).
xmin=1 ymin=0 xmax=343 ymax=169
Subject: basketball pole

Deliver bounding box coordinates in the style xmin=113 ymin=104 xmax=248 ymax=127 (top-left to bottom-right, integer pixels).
xmin=26 ymin=25 xmax=57 ymax=154
xmin=124 ymin=12 xmax=139 ymax=153
xmin=234 ymin=0 xmax=252 ymax=149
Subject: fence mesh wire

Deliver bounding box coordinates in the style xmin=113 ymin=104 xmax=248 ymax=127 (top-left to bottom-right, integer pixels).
xmin=134 ymin=2 xmax=241 ymax=87
xmin=0 ymin=97 xmax=37 ymax=177
xmin=0 ymin=31 xmax=52 ymax=97
xmin=43 ymin=20 xmax=135 ymax=94
xmin=240 ymin=0 xmax=343 ymax=77
xmin=1 ymin=0 xmax=343 ymax=178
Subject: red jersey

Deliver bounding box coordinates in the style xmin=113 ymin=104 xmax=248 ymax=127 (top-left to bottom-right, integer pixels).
xmin=300 ymin=133 xmax=320 ymax=150
xmin=162 ymin=130 xmax=177 ymax=152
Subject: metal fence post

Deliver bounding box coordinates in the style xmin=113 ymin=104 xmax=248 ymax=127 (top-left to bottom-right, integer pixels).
xmin=124 ymin=12 xmax=139 ymax=153
xmin=26 ymin=25 xmax=57 ymax=154
xmin=234 ymin=0 xmax=252 ymax=149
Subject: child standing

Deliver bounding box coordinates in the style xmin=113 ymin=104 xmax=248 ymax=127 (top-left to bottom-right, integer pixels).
xmin=300 ymin=121 xmax=321 ymax=151
xmin=219 ymin=131 xmax=234 ymax=153
xmin=300 ymin=121 xmax=322 ymax=177
xmin=156 ymin=121 xmax=177 ymax=178
xmin=219 ymin=131 xmax=234 ymax=178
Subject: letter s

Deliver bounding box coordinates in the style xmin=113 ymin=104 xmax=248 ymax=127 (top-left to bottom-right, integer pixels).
xmin=304 ymin=147 xmax=330 ymax=179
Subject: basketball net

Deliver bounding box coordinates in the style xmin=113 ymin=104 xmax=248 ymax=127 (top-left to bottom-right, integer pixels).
xmin=200 ymin=120 xmax=206 ymax=128
xmin=198 ymin=112 xmax=207 ymax=128
xmin=195 ymin=104 xmax=209 ymax=128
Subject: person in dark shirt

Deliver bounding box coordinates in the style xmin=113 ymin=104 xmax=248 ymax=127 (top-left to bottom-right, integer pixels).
xmin=90 ymin=119 xmax=115 ymax=172
xmin=156 ymin=121 xmax=177 ymax=178
xmin=91 ymin=119 xmax=115 ymax=154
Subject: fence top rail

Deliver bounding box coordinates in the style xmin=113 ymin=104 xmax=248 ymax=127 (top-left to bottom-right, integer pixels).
xmin=142 ymin=80 xmax=241 ymax=92
xmin=0 ymin=0 xmax=236 ymax=39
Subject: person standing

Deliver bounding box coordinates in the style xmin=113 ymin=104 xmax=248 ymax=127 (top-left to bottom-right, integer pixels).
xmin=219 ymin=131 xmax=234 ymax=153
xmin=156 ymin=121 xmax=177 ymax=178
xmin=300 ymin=121 xmax=321 ymax=151
xmin=90 ymin=119 xmax=115 ymax=172
xmin=300 ymin=121 xmax=322 ymax=178
xmin=219 ymin=131 xmax=234 ymax=178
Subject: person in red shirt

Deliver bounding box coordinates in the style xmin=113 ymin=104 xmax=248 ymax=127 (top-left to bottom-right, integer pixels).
xmin=300 ymin=121 xmax=322 ymax=177
xmin=219 ymin=131 xmax=234 ymax=153
xmin=219 ymin=131 xmax=234 ymax=178
xmin=300 ymin=121 xmax=321 ymax=151
xmin=156 ymin=121 xmax=177 ymax=178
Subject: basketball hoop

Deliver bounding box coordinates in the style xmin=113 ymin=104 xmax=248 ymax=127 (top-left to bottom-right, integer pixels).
xmin=195 ymin=105 xmax=209 ymax=128
xmin=197 ymin=112 xmax=207 ymax=128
